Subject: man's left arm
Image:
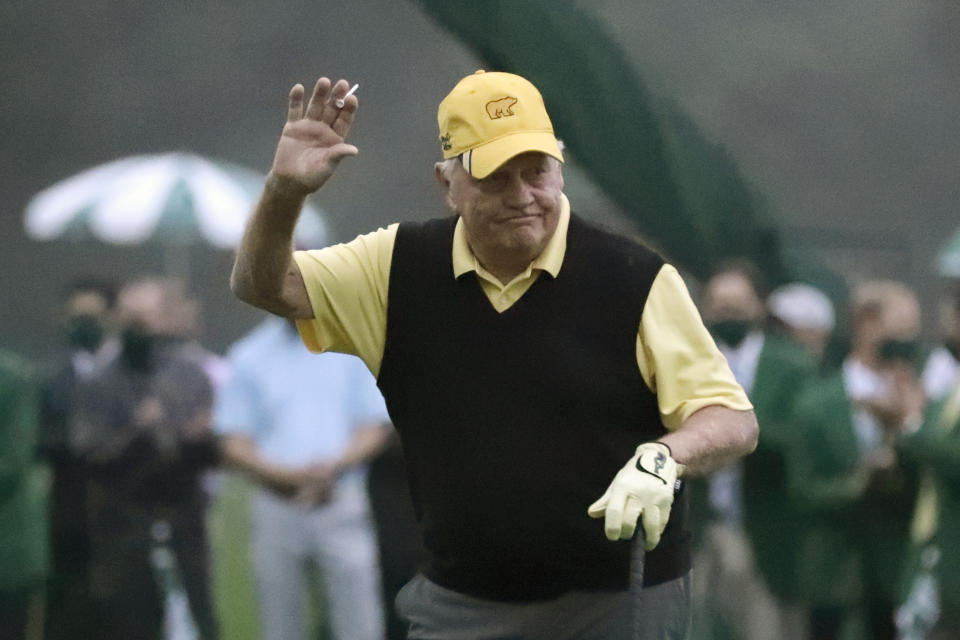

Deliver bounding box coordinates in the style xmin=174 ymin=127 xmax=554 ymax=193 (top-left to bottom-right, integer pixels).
xmin=587 ymin=407 xmax=757 ymax=548
xmin=659 ymin=405 xmax=758 ymax=477
xmin=636 ymin=264 xmax=758 ymax=474
xmin=589 ymin=265 xmax=757 ymax=548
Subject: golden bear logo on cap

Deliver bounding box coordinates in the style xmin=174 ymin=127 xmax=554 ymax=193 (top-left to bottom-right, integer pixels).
xmin=485 ymin=96 xmax=518 ymax=120
xmin=437 ymin=71 xmax=563 ymax=178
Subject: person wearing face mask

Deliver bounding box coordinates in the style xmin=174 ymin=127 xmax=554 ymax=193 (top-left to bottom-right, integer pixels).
xmin=689 ymin=262 xmax=819 ymax=640
xmin=36 ymin=278 xmax=118 ymax=640
xmin=70 ymin=278 xmax=221 ymax=640
xmin=789 ymin=280 xmax=923 ymax=640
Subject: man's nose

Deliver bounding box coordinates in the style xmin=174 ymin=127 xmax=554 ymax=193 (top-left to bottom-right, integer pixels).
xmin=503 ymin=174 xmax=535 ymax=206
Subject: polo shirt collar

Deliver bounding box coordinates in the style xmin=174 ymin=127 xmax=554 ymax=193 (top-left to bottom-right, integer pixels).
xmin=452 ymin=193 xmax=570 ymax=280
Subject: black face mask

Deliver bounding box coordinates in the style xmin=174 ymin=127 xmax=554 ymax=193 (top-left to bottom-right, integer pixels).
xmin=709 ymin=320 xmax=753 ymax=348
xmin=121 ymin=328 xmax=155 ymax=370
xmin=877 ymin=339 xmax=924 ymax=371
xmin=66 ymin=315 xmax=105 ymax=352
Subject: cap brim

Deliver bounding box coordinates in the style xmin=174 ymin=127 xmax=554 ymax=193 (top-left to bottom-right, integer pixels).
xmin=462 ymin=132 xmax=564 ymax=179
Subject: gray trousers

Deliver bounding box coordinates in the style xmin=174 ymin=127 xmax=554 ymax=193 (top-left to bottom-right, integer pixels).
xmin=250 ymin=482 xmax=384 ymax=640
xmin=396 ymin=571 xmax=691 ymax=640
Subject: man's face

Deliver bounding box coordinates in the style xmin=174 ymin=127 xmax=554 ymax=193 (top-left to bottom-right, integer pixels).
xmin=65 ymin=291 xmax=110 ymax=352
xmin=115 ymin=282 xmax=167 ymax=336
xmin=444 ymin=152 xmax=564 ymax=265
xmin=702 ymin=272 xmax=765 ymax=325
xmin=67 ymin=291 xmax=109 ymax=320
xmin=882 ymin=297 xmax=921 ymax=342
xmin=702 ymin=271 xmax=765 ymax=347
xmin=873 ymin=296 xmax=922 ymax=369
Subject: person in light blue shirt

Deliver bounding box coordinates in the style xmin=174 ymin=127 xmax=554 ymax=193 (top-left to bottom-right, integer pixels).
xmin=215 ymin=317 xmax=391 ymax=640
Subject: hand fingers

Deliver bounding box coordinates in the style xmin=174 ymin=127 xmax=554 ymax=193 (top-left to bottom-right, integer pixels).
xmin=327 ymin=143 xmax=360 ymax=164
xmin=304 ymin=77 xmax=333 ymax=120
xmin=646 ymin=501 xmax=673 ymax=550
xmin=286 ymin=84 xmax=306 ymax=122
xmin=603 ymin=488 xmax=628 ymax=541
xmin=331 ymin=94 xmax=358 ymax=139
xmin=657 ymin=502 xmax=672 ymax=536
xmin=587 ymin=488 xmax=611 ymax=518
xmin=641 ymin=505 xmax=663 ymax=550
xmin=294 ymin=77 xmax=359 ymax=142
xmin=619 ymin=500 xmax=643 ymax=541
xmin=321 ymin=78 xmax=352 ymax=125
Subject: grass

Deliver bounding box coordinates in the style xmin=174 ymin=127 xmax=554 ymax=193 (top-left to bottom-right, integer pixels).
xmin=208 ymin=473 xmax=260 ymax=640
xmin=207 ymin=473 xmax=331 ymax=640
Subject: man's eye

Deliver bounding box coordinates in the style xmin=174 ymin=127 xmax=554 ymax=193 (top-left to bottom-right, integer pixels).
xmin=482 ymin=173 xmax=508 ymax=188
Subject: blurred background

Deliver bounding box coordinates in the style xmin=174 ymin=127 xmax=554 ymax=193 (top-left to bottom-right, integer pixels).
xmin=3 ymin=0 xmax=958 ymax=356
xmin=3 ymin=2 xmax=959 ymax=639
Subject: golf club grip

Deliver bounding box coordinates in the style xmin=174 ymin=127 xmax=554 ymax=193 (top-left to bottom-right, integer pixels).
xmin=631 ymin=529 xmax=647 ymax=639
xmin=631 ymin=478 xmax=684 ymax=638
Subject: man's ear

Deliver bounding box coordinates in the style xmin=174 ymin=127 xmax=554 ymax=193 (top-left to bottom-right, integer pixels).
xmin=434 ymin=162 xmax=450 ymax=188
xmin=435 ymin=162 xmax=456 ymax=212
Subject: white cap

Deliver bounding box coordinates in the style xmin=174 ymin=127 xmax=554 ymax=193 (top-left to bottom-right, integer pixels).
xmin=768 ymin=283 xmax=835 ymax=332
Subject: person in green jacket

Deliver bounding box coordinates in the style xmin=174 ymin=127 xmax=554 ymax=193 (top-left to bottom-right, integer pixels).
xmin=897 ymin=376 xmax=960 ymax=638
xmin=0 ymin=347 xmax=49 ymax=639
xmin=790 ymin=280 xmax=924 ymax=640
xmin=692 ymin=264 xmax=820 ymax=640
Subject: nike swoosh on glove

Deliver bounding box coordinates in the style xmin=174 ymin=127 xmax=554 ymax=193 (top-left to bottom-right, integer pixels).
xmin=587 ymin=442 xmax=679 ymax=550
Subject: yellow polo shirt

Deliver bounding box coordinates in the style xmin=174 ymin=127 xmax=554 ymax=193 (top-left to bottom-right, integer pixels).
xmin=294 ymin=195 xmax=752 ymax=431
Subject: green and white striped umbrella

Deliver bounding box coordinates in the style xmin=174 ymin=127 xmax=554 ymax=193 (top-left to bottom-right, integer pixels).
xmin=24 ymin=152 xmax=326 ymax=248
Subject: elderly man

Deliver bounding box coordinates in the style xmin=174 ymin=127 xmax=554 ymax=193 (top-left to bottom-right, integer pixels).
xmin=232 ymin=71 xmax=758 ymax=639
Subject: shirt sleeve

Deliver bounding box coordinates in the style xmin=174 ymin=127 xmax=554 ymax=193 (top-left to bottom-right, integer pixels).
xmin=637 ymin=264 xmax=753 ymax=431
xmin=293 ymin=224 xmax=398 ymax=377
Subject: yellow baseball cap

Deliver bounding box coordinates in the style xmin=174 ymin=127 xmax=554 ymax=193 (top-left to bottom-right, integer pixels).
xmin=437 ymin=70 xmax=564 ymax=179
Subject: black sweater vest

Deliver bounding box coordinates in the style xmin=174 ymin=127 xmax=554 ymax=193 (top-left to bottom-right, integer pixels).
xmin=377 ymin=213 xmax=690 ymax=601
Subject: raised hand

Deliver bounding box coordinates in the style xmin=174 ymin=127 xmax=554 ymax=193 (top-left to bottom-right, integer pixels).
xmin=270 ymin=77 xmax=360 ymax=196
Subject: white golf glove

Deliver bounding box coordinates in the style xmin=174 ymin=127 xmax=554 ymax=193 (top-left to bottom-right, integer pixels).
xmin=588 ymin=442 xmax=679 ymax=550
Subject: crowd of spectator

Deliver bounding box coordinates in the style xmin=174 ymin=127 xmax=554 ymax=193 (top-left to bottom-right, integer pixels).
xmin=2 ymin=264 xmax=959 ymax=639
